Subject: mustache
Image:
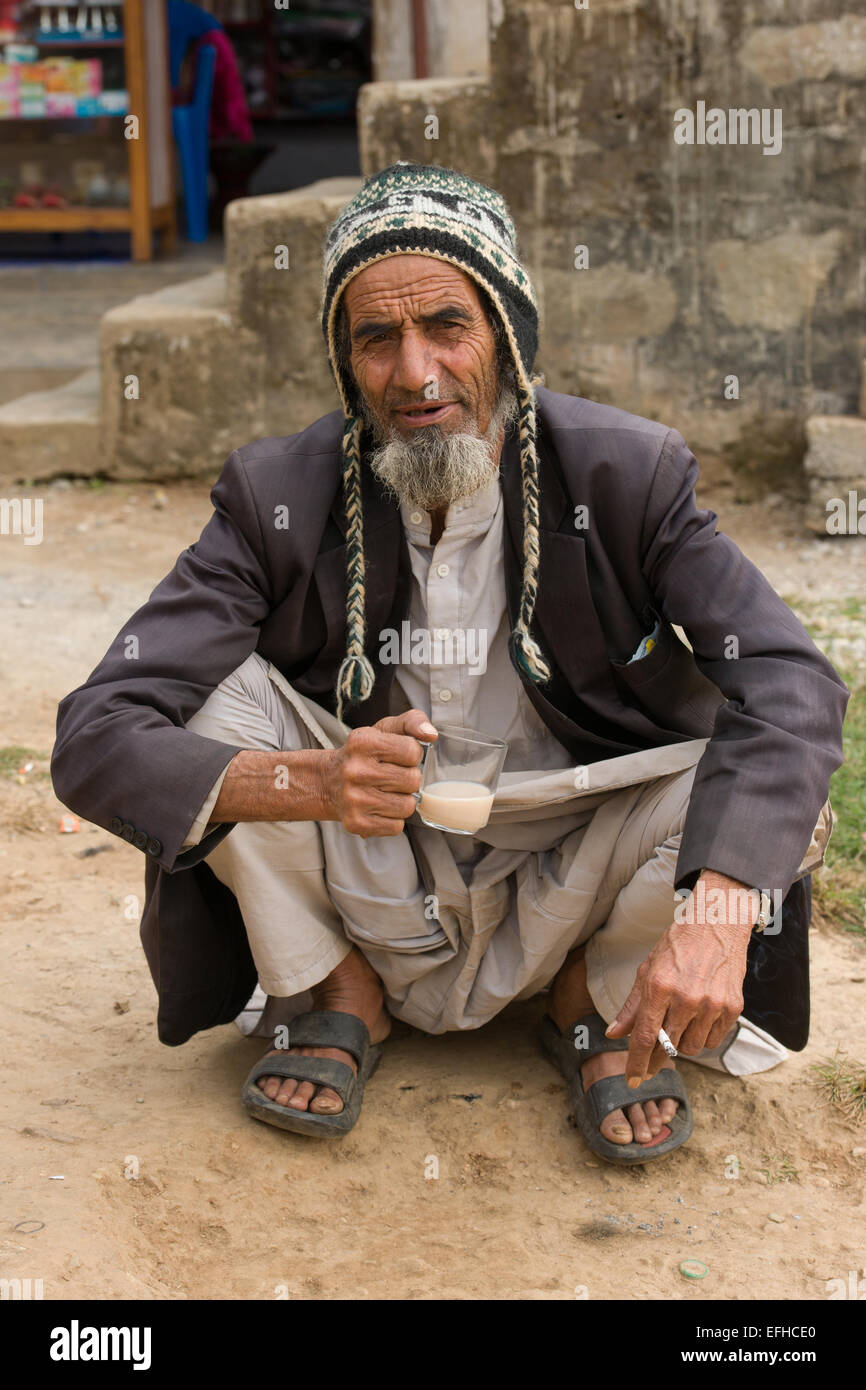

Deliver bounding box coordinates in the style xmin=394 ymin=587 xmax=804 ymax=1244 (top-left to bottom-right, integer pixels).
xmin=384 ymin=384 xmax=469 ymax=411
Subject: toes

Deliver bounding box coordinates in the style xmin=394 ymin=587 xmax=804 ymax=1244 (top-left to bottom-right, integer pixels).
xmin=309 ymin=1086 xmax=344 ymax=1115
xmin=659 ymin=1097 xmax=679 ymax=1125
xmin=600 ymin=1106 xmax=634 ymax=1145
xmin=582 ymin=1053 xmax=681 ymax=1151
xmin=257 ymin=1052 xmax=289 ymax=1101
xmin=288 ymin=1080 xmax=316 ymax=1110
xmin=643 ymin=1099 xmax=662 ymax=1135
xmin=275 ymin=1078 xmax=299 ymax=1107
xmin=253 ymin=1046 xmax=356 ymax=1116
xmin=627 ymin=1102 xmax=653 ymax=1144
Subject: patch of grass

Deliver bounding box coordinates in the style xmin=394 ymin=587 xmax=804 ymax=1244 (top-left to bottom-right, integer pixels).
xmin=810 ymin=1047 xmax=866 ymax=1125
xmin=0 ymin=745 xmax=51 ymax=780
xmin=758 ymin=1151 xmax=800 ymax=1185
xmin=796 ymin=631 xmax=866 ymax=938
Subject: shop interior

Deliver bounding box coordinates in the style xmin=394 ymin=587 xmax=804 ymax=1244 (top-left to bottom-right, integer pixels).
xmin=0 ymin=0 xmax=370 ymax=259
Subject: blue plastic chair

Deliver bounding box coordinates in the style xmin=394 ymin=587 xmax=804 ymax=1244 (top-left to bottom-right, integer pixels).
xmin=172 ymin=41 xmax=216 ymax=242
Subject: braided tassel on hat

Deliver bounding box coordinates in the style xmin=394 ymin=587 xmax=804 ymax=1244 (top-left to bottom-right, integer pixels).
xmin=510 ymin=382 xmax=551 ymax=683
xmin=335 ymin=414 xmax=376 ymax=722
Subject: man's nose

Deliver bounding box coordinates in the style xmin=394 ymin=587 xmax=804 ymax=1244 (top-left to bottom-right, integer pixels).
xmin=391 ymin=330 xmax=435 ymax=396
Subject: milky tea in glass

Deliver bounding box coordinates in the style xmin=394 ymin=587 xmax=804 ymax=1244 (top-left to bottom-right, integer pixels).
xmin=417 ymin=726 xmax=508 ymax=834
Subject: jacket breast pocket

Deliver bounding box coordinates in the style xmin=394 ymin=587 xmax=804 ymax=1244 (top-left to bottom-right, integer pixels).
xmin=611 ymin=604 xmax=672 ymax=687
xmin=610 ymin=604 xmax=723 ymax=736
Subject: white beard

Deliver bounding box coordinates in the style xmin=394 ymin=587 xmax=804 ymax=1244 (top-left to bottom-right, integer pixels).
xmin=363 ymin=386 xmax=519 ymax=511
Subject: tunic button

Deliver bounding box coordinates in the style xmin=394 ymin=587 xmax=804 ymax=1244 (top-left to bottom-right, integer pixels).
xmin=438 ymin=689 xmax=452 ymax=702
xmin=436 ymin=563 xmax=450 ymax=577
xmin=409 ymin=510 xmax=423 ymax=524
xmin=435 ymin=628 xmax=450 ymax=641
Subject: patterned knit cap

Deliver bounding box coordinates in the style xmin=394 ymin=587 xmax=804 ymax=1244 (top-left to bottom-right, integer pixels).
xmin=320 ymin=160 xmax=551 ymax=721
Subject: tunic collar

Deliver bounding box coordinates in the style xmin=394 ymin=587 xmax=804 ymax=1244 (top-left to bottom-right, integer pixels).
xmin=398 ymin=468 xmax=503 ymax=546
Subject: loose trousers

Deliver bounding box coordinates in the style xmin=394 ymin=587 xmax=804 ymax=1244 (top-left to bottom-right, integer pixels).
xmin=186 ymin=652 xmax=793 ymax=1075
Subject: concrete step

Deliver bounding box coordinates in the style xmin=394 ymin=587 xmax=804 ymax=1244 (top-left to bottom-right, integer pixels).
xmin=0 ymin=368 xmax=99 ymax=487
xmin=101 ymin=266 xmax=229 ymax=327
xmin=803 ymin=415 xmax=866 ymax=536
xmin=58 ymin=179 xmax=361 ymax=483
xmin=98 ymin=269 xmax=265 ymax=480
xmin=98 ymin=177 xmax=360 ymax=480
xmin=224 ymin=177 xmax=359 ymax=434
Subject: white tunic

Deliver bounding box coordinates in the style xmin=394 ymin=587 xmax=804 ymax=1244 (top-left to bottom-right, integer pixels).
xmin=386 ymin=472 xmax=576 ymax=883
xmin=387 ymin=471 xmax=576 ymax=774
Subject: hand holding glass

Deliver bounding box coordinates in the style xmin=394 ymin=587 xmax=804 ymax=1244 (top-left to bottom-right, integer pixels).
xmin=416 ymin=726 xmax=508 ymax=834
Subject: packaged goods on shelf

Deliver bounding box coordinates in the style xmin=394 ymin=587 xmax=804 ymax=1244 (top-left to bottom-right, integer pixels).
xmin=0 ymin=60 xmax=18 ymax=116
xmin=31 ymin=1 xmax=124 ymax=40
xmin=42 ymin=57 xmax=103 ymax=94
xmin=0 ymin=54 xmax=126 ymax=115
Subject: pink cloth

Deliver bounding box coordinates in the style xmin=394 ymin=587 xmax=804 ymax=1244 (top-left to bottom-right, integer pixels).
xmin=192 ymin=29 xmax=254 ymax=143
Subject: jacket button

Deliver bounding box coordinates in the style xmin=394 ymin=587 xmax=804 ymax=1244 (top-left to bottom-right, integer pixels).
xmin=133 ymin=829 xmax=148 ymax=851
xmin=109 ymin=817 xmax=122 ymax=835
xmin=121 ymin=822 xmax=135 ymax=842
xmin=146 ymin=837 xmax=162 ymax=857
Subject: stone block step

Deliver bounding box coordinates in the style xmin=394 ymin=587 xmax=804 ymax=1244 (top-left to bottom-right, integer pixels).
xmin=0 ymin=368 xmax=99 ymax=486
xmin=98 ymin=270 xmax=264 ymax=480
xmin=803 ymin=415 xmax=866 ymax=535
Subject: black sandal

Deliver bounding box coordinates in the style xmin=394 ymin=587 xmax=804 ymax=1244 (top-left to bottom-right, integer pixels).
xmin=538 ymin=1009 xmax=693 ymax=1164
xmin=242 ymin=1010 xmax=384 ymax=1137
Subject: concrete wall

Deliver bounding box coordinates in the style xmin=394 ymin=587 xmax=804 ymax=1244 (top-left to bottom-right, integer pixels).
xmin=372 ymin=0 xmax=490 ymax=81
xmin=73 ymin=0 xmax=863 ymax=514
xmin=361 ymin=0 xmax=866 ymax=497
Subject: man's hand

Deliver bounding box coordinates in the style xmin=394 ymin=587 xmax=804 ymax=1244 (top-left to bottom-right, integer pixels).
xmin=605 ymin=870 xmax=758 ymax=1085
xmin=321 ymin=709 xmax=437 ymax=838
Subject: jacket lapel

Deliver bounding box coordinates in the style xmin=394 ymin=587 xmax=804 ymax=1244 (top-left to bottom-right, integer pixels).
xmin=499 ymin=419 xmax=617 ymax=721
xmin=312 ymin=440 xmax=406 ymax=718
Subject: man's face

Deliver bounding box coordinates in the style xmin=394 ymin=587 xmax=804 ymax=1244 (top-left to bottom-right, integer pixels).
xmin=343 ymin=253 xmax=500 ymax=440
xmin=340 ymin=255 xmax=517 ymax=512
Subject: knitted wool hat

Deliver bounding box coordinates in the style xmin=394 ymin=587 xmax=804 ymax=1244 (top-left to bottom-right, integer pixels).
xmin=320 ymin=160 xmax=551 ymax=721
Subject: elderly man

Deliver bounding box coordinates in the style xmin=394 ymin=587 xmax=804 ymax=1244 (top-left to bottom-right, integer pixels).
xmin=51 ymin=162 xmax=848 ymax=1163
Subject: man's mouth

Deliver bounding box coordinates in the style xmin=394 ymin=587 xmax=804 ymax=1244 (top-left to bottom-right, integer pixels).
xmin=392 ymin=401 xmax=460 ymax=427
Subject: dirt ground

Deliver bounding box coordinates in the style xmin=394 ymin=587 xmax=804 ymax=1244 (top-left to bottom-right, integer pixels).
xmin=2 ymin=477 xmax=865 ymax=1301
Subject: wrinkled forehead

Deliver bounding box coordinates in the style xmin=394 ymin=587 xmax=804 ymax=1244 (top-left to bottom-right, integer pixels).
xmin=340 ymin=253 xmax=485 ymax=326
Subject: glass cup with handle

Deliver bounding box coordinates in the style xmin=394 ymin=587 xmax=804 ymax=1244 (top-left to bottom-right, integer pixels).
xmin=415 ymin=725 xmax=508 ymax=834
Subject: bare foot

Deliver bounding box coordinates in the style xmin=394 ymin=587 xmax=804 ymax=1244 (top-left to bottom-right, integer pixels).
xmin=256 ymin=946 xmax=391 ymax=1115
xmin=547 ymin=947 xmax=679 ymax=1146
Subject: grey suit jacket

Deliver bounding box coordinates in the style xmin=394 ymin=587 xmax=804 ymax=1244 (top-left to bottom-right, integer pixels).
xmin=50 ymin=388 xmax=849 ymax=1046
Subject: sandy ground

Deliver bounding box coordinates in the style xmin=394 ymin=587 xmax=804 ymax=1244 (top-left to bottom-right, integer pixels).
xmin=1 ymin=477 xmax=865 ymax=1301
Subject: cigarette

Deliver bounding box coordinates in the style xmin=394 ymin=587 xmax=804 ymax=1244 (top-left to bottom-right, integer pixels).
xmin=658 ymin=1027 xmax=678 ymax=1059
